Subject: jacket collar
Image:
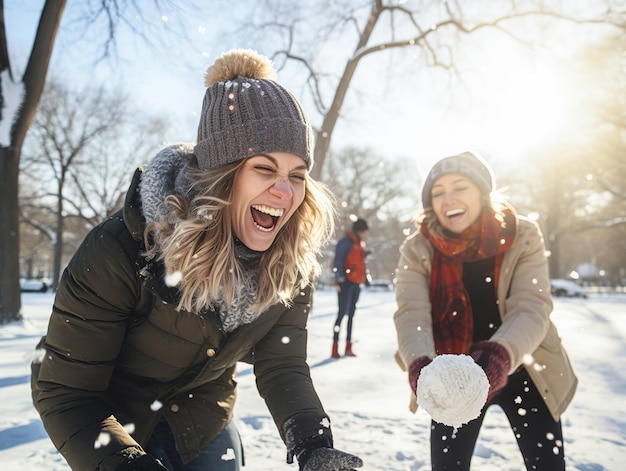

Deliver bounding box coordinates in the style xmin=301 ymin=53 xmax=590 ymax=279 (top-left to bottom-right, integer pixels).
xmin=123 ymin=166 xmax=146 ymax=242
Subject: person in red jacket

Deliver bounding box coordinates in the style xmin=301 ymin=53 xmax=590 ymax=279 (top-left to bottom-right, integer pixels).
xmin=331 ymin=218 xmax=369 ymax=358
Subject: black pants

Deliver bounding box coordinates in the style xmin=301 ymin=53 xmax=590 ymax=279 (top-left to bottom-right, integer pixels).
xmin=430 ymin=368 xmax=565 ymax=470
xmin=333 ymin=281 xmax=361 ymax=343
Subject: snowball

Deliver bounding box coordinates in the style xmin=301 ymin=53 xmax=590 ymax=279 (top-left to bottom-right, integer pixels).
xmin=417 ymin=354 xmax=489 ymax=429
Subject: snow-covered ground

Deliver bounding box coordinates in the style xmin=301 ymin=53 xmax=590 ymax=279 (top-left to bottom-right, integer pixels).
xmin=1 ymin=288 xmax=625 ymax=470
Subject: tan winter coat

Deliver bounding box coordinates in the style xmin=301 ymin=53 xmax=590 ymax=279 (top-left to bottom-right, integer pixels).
xmin=393 ymin=216 xmax=577 ymax=421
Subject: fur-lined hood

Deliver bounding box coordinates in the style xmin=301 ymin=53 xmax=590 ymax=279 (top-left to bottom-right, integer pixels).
xmin=139 ymin=142 xmax=196 ymax=225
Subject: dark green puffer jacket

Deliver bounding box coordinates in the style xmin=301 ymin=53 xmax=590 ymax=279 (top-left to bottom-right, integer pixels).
xmin=31 ymin=163 xmax=331 ymax=470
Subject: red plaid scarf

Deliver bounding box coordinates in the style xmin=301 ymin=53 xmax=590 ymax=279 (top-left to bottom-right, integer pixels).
xmin=420 ymin=203 xmax=517 ymax=354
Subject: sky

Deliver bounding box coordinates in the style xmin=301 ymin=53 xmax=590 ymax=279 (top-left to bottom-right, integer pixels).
xmin=5 ymin=1 xmax=615 ymax=177
xmin=1 ymin=288 xmax=626 ymax=470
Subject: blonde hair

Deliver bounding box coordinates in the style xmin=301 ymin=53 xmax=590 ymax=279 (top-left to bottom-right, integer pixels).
xmin=144 ymin=160 xmax=336 ymax=314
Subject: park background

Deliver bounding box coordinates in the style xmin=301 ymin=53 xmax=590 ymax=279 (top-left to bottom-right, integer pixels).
xmin=1 ymin=2 xmax=625 ymax=469
xmin=4 ymin=1 xmax=625 ymax=301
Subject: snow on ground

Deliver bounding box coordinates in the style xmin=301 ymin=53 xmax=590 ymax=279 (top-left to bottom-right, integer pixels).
xmin=1 ymin=288 xmax=625 ymax=470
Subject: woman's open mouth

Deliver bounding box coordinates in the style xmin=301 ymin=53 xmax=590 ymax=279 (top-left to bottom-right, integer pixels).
xmin=251 ymin=205 xmax=284 ymax=232
xmin=445 ymin=208 xmax=465 ymax=219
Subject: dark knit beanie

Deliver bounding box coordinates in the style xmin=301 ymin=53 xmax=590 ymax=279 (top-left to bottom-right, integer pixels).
xmin=421 ymin=151 xmax=495 ymax=209
xmin=194 ymin=49 xmax=314 ymax=170
xmin=352 ymin=218 xmax=369 ymax=233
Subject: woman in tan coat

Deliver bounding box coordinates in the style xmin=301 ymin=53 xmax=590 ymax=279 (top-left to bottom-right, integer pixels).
xmin=393 ymin=151 xmax=577 ymax=470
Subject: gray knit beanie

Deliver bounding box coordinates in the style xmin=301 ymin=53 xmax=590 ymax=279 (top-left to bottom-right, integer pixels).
xmin=421 ymin=151 xmax=495 ymax=209
xmin=194 ymin=49 xmax=314 ymax=170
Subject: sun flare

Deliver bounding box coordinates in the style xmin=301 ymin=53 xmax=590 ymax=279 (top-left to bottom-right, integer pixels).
xmin=488 ymin=61 xmax=570 ymax=148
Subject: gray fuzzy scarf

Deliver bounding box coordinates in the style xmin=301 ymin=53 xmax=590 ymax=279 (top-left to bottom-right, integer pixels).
xmin=139 ymin=143 xmax=265 ymax=333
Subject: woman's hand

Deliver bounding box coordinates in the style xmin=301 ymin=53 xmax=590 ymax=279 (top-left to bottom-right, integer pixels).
xmin=408 ymin=356 xmax=433 ymax=395
xmin=298 ymin=447 xmax=363 ymax=471
xmin=471 ymin=341 xmax=511 ymax=402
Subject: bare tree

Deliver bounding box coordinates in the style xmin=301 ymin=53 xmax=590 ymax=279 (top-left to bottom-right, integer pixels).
xmin=321 ymin=146 xmax=419 ymax=283
xmin=20 ymin=77 xmax=168 ymax=290
xmin=497 ymin=31 xmax=626 ymax=279
xmin=67 ymin=115 xmax=169 ymax=219
xmin=18 ymin=186 xmax=55 ymax=282
xmin=21 ymin=79 xmax=127 ymax=290
xmin=2 ymin=1 xmax=624 ymax=322
xmin=0 ymin=0 xmax=199 ymax=323
xmin=1 ymin=1 xmax=66 ymax=322
xmin=220 ymin=0 xmax=625 ymax=179
xmin=322 ymin=146 xmax=418 ymax=223
xmin=555 ymin=32 xmax=626 ymax=282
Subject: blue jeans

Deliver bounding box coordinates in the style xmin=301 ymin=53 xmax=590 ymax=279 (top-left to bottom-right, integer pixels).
xmin=145 ymin=418 xmax=243 ymax=470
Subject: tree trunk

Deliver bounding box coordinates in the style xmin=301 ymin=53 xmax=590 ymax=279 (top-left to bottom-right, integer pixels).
xmin=0 ymin=146 xmax=22 ymax=323
xmin=0 ymin=0 xmax=66 ymax=322
xmin=310 ymin=0 xmax=383 ymax=179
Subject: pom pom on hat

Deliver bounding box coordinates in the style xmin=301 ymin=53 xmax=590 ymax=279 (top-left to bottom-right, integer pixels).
xmin=204 ymin=48 xmax=277 ymax=86
xmin=417 ymin=354 xmax=489 ymax=429
xmin=195 ymin=49 xmax=313 ymax=171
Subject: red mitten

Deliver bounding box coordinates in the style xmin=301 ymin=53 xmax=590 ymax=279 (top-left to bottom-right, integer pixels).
xmin=470 ymin=341 xmax=511 ymax=402
xmin=408 ymin=356 xmax=432 ymax=395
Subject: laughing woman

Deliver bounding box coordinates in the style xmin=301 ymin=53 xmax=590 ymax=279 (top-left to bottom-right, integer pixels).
xmin=393 ymin=151 xmax=577 ymax=470
xmin=31 ymin=49 xmax=363 ymax=471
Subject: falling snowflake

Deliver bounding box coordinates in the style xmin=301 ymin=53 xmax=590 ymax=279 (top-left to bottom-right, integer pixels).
xmin=94 ymin=432 xmax=111 ymax=449
xmin=165 ymin=271 xmax=183 ymax=287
